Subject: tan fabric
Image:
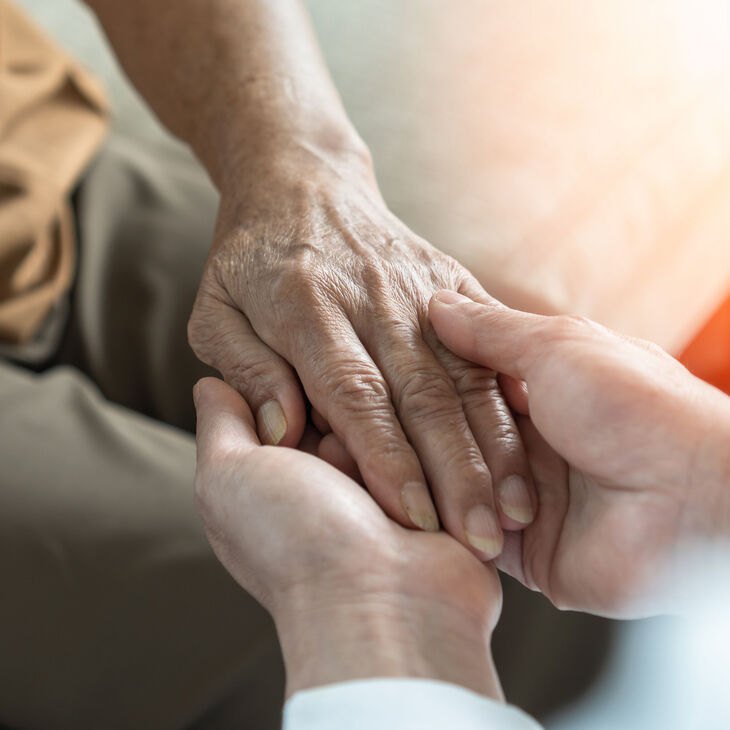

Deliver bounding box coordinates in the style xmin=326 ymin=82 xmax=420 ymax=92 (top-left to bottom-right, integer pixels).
xmin=0 ymin=0 xmax=108 ymax=343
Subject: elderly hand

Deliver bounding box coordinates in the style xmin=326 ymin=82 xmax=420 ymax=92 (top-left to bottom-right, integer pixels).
xmin=188 ymin=146 xmax=534 ymax=560
xmin=193 ymin=376 xmax=503 ymax=699
xmin=429 ymin=291 xmax=730 ymax=618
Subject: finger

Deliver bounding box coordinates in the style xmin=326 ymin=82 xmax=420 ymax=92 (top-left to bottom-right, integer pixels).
xmin=498 ymin=373 xmax=530 ymax=415
xmin=495 ymin=530 xmax=529 ymax=586
xmin=428 ymin=335 xmax=536 ymax=530
xmin=188 ymin=290 xmax=307 ymax=447
xmin=287 ymin=314 xmax=440 ymax=532
xmin=506 ymin=414 xmax=571 ymax=599
xmin=318 ymin=432 xmax=362 ymax=483
xmin=193 ymin=377 xmax=259 ymax=467
xmin=363 ymin=316 xmax=503 ymax=560
xmin=428 ymin=290 xmax=546 ymax=380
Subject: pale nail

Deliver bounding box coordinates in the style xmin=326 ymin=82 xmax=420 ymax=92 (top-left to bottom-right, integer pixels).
xmin=433 ymin=290 xmax=470 ymax=306
xmin=464 ymin=504 xmax=503 ymax=559
xmin=401 ymin=482 xmax=439 ymax=532
xmin=498 ymin=475 xmax=534 ymax=525
xmin=257 ymin=400 xmax=287 ymax=445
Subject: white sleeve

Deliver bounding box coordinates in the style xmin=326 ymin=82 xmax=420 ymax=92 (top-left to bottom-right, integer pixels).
xmin=283 ymin=678 xmax=543 ymax=730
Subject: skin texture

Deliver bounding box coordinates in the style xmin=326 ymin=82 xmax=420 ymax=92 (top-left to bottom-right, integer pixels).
xmin=84 ymin=0 xmax=536 ymax=559
xmin=193 ymin=377 xmax=503 ymax=700
xmin=429 ymin=290 xmax=730 ymax=618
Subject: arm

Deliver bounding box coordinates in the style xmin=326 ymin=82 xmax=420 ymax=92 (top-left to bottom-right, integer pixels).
xmin=84 ymin=0 xmax=365 ymax=191
xmin=84 ymin=0 xmax=536 ymax=561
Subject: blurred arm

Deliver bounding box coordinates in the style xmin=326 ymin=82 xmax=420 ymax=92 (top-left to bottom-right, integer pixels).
xmin=83 ymin=0 xmax=369 ymax=189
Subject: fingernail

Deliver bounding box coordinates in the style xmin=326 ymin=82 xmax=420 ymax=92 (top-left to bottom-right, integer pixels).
xmin=401 ymin=482 xmax=439 ymax=532
xmin=433 ymin=290 xmax=470 ymax=306
xmin=193 ymin=382 xmax=201 ymax=409
xmin=498 ymin=475 xmax=534 ymax=525
xmin=257 ymin=400 xmax=287 ymax=445
xmin=464 ymin=505 xmax=503 ymax=559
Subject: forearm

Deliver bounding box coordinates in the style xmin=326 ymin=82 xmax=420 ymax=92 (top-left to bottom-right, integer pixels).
xmin=85 ymin=0 xmax=368 ymax=189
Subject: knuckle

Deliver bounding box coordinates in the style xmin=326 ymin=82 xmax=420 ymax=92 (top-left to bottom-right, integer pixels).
xmin=359 ymin=435 xmax=415 ymax=477
xmin=326 ymin=364 xmax=391 ymax=413
xmin=223 ymin=353 xmax=276 ymax=394
xmin=449 ymin=362 xmax=497 ymax=401
xmin=270 ymin=252 xmax=325 ymax=302
xmin=187 ymin=306 xmax=217 ymax=365
xmin=397 ymin=368 xmax=459 ymax=420
xmin=187 ymin=279 xmax=234 ymax=363
xmin=483 ymin=417 xmax=524 ymax=458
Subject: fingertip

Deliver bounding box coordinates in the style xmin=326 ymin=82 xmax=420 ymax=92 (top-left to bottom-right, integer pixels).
xmin=496 ymin=475 xmax=535 ymax=529
xmin=464 ymin=504 xmax=504 ymax=561
xmin=431 ymin=289 xmax=473 ymax=307
xmin=194 ymin=376 xmax=240 ymax=411
xmin=194 ymin=377 xmax=260 ymax=458
xmin=401 ymin=481 xmax=440 ymax=532
xmin=256 ymin=387 xmax=307 ymax=448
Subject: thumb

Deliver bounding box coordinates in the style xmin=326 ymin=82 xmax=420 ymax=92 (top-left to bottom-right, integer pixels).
xmin=428 ymin=290 xmax=545 ymax=380
xmin=193 ymin=377 xmax=260 ymax=466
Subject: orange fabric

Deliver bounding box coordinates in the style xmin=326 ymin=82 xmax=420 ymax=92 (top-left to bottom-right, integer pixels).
xmin=680 ymin=292 xmax=730 ymax=395
xmin=0 ymin=0 xmax=108 ymax=344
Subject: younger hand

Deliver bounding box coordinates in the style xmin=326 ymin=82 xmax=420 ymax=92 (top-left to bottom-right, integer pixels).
xmin=193 ymin=377 xmax=504 ymax=698
xmin=430 ymin=291 xmax=730 ymax=617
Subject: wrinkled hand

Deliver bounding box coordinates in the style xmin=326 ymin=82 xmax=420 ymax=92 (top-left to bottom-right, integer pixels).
xmin=188 ymin=149 xmax=534 ymax=559
xmin=193 ymin=377 xmax=503 ymax=699
xmin=430 ymin=291 xmax=730 ymax=617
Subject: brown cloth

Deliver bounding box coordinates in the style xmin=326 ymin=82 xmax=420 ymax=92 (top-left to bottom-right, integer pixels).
xmin=0 ymin=0 xmax=108 ymax=344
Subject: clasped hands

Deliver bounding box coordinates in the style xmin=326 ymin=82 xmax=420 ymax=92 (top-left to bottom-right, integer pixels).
xmin=193 ymin=290 xmax=730 ymax=700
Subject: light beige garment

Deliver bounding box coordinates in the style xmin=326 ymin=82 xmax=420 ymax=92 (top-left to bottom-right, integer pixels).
xmin=0 ymin=0 xmax=108 ymax=344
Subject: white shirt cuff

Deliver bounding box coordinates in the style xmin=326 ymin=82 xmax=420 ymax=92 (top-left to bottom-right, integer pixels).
xmin=283 ymin=678 xmax=543 ymax=730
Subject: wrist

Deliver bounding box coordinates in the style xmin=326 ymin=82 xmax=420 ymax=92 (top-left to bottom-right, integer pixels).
xmin=195 ymin=75 xmax=374 ymax=195
xmin=274 ymin=576 xmax=502 ymax=701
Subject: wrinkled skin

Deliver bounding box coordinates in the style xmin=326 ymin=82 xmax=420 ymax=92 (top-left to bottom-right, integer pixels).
xmin=429 ymin=292 xmax=730 ymax=618
xmin=188 ymin=149 xmax=534 ymax=559
xmin=193 ymin=377 xmax=503 ymax=699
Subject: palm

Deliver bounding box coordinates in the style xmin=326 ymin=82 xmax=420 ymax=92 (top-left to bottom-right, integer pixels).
xmin=202 ymin=425 xmax=501 ymax=625
xmin=500 ymin=417 xmax=683 ymax=618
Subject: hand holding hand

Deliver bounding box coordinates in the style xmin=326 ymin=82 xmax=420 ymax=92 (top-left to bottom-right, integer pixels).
xmin=430 ymin=291 xmax=730 ymax=617
xmin=193 ymin=377 xmax=504 ymax=698
xmin=188 ymin=146 xmax=534 ymax=560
